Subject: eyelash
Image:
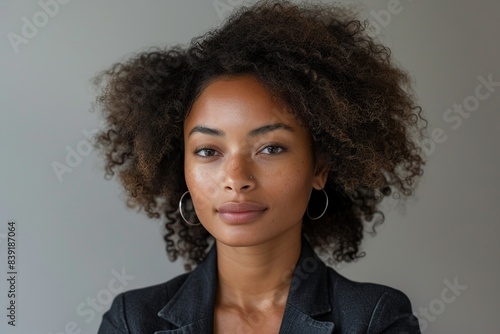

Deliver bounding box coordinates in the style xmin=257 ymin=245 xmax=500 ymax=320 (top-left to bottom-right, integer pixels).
xmin=194 ymin=147 xmax=218 ymax=157
xmin=260 ymin=144 xmax=286 ymax=155
xmin=193 ymin=144 xmax=287 ymax=158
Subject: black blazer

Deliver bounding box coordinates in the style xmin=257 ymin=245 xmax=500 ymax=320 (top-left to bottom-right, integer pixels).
xmin=98 ymin=238 xmax=421 ymax=333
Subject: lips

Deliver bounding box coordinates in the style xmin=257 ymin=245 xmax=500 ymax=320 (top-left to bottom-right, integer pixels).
xmin=217 ymin=202 xmax=267 ymax=213
xmin=217 ymin=202 xmax=267 ymax=224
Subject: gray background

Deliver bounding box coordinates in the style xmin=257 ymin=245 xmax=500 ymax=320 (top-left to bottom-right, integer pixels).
xmin=1 ymin=0 xmax=499 ymax=333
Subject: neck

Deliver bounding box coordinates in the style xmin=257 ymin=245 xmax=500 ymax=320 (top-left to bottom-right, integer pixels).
xmin=215 ymin=227 xmax=302 ymax=311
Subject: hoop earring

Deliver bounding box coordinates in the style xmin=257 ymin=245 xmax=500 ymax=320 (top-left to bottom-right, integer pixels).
xmin=306 ymin=188 xmax=329 ymax=221
xmin=179 ymin=191 xmax=201 ymax=226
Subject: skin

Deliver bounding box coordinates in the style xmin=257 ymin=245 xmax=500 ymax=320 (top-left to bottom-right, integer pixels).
xmin=183 ymin=74 xmax=328 ymax=333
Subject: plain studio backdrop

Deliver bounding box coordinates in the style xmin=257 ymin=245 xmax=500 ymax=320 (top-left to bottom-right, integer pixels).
xmin=1 ymin=0 xmax=499 ymax=333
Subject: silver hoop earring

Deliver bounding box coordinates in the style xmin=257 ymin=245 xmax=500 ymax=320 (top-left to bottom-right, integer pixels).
xmin=306 ymin=188 xmax=329 ymax=221
xmin=179 ymin=191 xmax=201 ymax=226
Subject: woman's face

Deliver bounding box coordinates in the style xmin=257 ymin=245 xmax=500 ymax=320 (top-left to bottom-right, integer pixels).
xmin=183 ymin=74 xmax=327 ymax=247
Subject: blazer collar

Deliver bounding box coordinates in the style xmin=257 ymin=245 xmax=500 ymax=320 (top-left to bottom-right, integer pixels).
xmin=156 ymin=237 xmax=334 ymax=333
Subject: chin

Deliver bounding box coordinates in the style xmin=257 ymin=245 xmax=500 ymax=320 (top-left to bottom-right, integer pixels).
xmin=211 ymin=229 xmax=276 ymax=248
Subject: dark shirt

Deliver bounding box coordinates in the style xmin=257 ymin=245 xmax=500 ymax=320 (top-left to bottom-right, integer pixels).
xmin=97 ymin=238 xmax=422 ymax=333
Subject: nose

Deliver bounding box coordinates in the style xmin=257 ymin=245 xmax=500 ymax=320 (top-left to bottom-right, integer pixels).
xmin=222 ymin=153 xmax=256 ymax=192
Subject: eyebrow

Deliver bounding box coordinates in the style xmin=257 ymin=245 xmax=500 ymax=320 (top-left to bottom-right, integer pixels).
xmin=187 ymin=123 xmax=294 ymax=138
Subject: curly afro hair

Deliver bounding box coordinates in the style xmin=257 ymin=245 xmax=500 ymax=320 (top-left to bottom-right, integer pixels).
xmin=91 ymin=0 xmax=428 ymax=271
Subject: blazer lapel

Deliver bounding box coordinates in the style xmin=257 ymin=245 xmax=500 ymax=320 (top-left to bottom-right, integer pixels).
xmin=153 ymin=318 xmax=214 ymax=334
xmin=155 ymin=244 xmax=218 ymax=334
xmin=278 ymin=306 xmax=334 ymax=334
xmin=278 ymin=237 xmax=335 ymax=334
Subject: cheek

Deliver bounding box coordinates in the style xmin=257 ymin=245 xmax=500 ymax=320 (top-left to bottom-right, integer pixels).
xmin=185 ymin=163 xmax=219 ymax=212
xmin=270 ymin=160 xmax=313 ymax=210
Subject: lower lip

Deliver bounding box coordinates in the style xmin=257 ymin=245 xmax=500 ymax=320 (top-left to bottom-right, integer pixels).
xmin=217 ymin=210 xmax=266 ymax=224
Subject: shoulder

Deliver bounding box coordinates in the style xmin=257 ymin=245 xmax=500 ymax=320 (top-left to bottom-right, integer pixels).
xmin=325 ymin=266 xmax=421 ymax=333
xmin=327 ymin=266 xmax=410 ymax=306
xmin=97 ymin=272 xmax=190 ymax=333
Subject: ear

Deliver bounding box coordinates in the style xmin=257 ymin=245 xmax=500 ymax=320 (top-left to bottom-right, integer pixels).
xmin=312 ymin=157 xmax=329 ymax=190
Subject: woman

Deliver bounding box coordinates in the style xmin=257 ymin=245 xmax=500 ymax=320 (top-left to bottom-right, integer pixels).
xmin=93 ymin=0 xmax=427 ymax=332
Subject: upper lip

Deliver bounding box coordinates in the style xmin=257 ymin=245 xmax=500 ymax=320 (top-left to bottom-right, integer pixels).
xmin=217 ymin=202 xmax=267 ymax=213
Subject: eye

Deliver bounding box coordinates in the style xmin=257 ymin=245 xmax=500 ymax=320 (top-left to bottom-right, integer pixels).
xmin=260 ymin=145 xmax=286 ymax=155
xmin=194 ymin=147 xmax=218 ymax=157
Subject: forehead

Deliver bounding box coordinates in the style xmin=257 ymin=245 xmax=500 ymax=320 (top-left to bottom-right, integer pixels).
xmin=184 ymin=74 xmax=298 ymax=129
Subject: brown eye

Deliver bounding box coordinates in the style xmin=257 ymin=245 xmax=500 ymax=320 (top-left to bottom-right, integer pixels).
xmin=195 ymin=148 xmax=218 ymax=157
xmin=260 ymin=145 xmax=286 ymax=155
